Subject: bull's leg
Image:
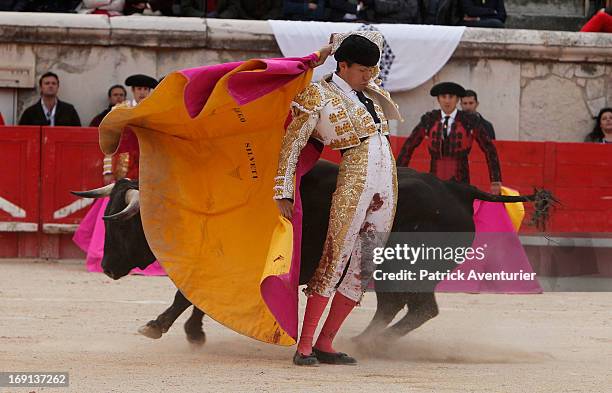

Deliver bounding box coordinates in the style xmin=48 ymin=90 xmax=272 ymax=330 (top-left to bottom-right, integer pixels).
xmin=352 ymin=292 xmax=406 ymax=352
xmin=379 ymin=292 xmax=439 ymax=341
xmin=184 ymin=307 xmax=206 ymax=345
xmin=138 ymin=290 xmax=191 ymax=339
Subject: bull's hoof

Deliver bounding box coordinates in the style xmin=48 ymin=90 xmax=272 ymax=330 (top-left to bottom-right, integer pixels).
xmin=184 ymin=320 xmax=206 ymax=345
xmin=185 ymin=330 xmax=206 ymax=345
xmin=351 ymin=334 xmax=378 ymax=353
xmin=138 ymin=321 xmax=163 ymax=339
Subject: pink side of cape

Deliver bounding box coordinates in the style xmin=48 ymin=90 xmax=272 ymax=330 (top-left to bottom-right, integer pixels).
xmin=436 ymin=200 xmax=543 ymax=293
xmin=260 ymin=142 xmax=322 ymax=340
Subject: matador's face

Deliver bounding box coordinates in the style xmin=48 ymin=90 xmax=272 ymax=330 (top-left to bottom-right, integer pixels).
xmin=337 ymin=62 xmax=376 ymax=92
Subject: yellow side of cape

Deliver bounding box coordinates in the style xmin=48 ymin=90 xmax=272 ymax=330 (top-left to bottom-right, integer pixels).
xmin=99 ymin=63 xmax=313 ymax=345
xmin=501 ymin=186 xmax=525 ymax=232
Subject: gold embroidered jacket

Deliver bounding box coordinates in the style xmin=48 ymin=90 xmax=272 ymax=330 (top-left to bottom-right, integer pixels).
xmin=274 ymin=74 xmax=401 ymax=200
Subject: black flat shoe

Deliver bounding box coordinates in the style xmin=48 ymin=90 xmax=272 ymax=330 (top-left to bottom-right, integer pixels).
xmin=313 ymin=348 xmax=358 ymax=365
xmin=293 ymin=351 xmax=319 ymax=366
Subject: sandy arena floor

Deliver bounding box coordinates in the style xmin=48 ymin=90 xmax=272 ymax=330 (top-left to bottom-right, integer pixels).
xmin=0 ymin=259 xmax=611 ymax=393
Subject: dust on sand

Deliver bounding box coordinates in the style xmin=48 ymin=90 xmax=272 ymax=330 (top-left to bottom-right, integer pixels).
xmin=1 ymin=259 xmax=610 ymax=393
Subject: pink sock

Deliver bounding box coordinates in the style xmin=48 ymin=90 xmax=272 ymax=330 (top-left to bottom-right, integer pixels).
xmin=314 ymin=291 xmax=356 ymax=353
xmin=297 ymin=293 xmax=329 ymax=356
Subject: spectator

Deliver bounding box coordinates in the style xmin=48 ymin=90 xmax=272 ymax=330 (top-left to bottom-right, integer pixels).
xmin=581 ymin=3 xmax=612 ymax=33
xmin=216 ymin=0 xmax=282 ymax=19
xmin=0 ymin=0 xmax=30 ymax=11
xmin=326 ymin=0 xmax=366 ymax=21
xmin=131 ymin=0 xmax=212 ymax=17
xmin=461 ymin=0 xmax=506 ymax=28
xmin=283 ymin=0 xmax=326 ymax=21
xmin=89 ymin=84 xmax=127 ymax=127
xmin=19 ymin=72 xmax=81 ymax=127
xmin=421 ymin=0 xmax=463 ymax=25
xmin=179 ymin=0 xmax=211 ymax=16
xmin=460 ymin=89 xmax=496 ymax=139
xmin=123 ymin=0 xmax=153 ymax=15
xmin=585 ymin=107 xmax=612 ymax=143
xmin=362 ymin=0 xmax=421 ymax=24
xmin=25 ymin=0 xmax=81 ymax=12
xmin=76 ymin=0 xmax=125 ymax=16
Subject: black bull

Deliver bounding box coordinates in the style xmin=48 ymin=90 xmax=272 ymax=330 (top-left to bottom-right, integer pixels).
xmin=74 ymin=160 xmax=553 ymax=346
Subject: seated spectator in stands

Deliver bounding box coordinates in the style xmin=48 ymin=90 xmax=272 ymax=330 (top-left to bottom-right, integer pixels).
xmin=123 ymin=0 xmax=153 ymax=14
xmin=585 ymin=107 xmax=612 ymax=143
xmin=179 ymin=0 xmax=212 ymax=16
xmin=89 ymin=84 xmax=127 ymax=127
xmin=76 ymin=0 xmax=125 ymax=16
xmin=460 ymin=89 xmax=496 ymax=139
xmin=283 ymin=0 xmax=326 ymax=20
xmin=25 ymin=0 xmax=81 ymax=12
xmin=0 ymin=0 xmax=30 ymax=11
xmin=216 ymin=0 xmax=282 ymax=19
xmin=421 ymin=0 xmax=462 ymax=25
xmin=461 ymin=0 xmax=506 ymax=28
xmin=19 ymin=72 xmax=81 ymax=127
xmin=282 ymin=0 xmax=366 ymax=21
xmin=362 ymin=0 xmax=421 ymax=23
xmin=580 ymin=2 xmax=612 ymax=33
xmin=326 ymin=0 xmax=367 ymax=21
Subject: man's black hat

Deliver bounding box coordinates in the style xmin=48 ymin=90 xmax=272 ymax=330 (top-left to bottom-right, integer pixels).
xmin=430 ymin=82 xmax=466 ymax=97
xmin=334 ymin=35 xmax=380 ymax=67
xmin=125 ymin=74 xmax=158 ymax=89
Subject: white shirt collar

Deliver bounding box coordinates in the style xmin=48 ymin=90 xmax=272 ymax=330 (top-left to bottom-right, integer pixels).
xmin=331 ymin=73 xmax=355 ymax=96
xmin=440 ymin=108 xmax=458 ymax=121
xmin=41 ymin=98 xmax=57 ymax=125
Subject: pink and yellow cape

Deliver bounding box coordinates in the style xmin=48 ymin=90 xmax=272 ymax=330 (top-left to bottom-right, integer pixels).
xmin=98 ymin=54 xmax=320 ymax=345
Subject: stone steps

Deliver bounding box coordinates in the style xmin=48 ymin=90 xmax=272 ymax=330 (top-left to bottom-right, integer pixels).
xmin=505 ymin=0 xmax=589 ymax=31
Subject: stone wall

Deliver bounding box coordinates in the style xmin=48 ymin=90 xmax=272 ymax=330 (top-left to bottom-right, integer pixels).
xmin=1 ymin=13 xmax=611 ymax=141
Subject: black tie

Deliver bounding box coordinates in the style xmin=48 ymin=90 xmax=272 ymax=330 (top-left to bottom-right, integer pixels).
xmin=355 ymin=91 xmax=381 ymax=124
xmin=442 ymin=116 xmax=450 ymax=138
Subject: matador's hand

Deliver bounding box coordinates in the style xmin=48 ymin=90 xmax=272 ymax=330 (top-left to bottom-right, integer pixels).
xmin=275 ymin=198 xmax=294 ymax=220
xmin=310 ymin=44 xmax=332 ymax=68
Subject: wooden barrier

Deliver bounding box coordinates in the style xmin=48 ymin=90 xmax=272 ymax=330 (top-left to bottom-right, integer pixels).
xmin=322 ymin=137 xmax=612 ymax=234
xmin=0 ymin=126 xmax=610 ymax=259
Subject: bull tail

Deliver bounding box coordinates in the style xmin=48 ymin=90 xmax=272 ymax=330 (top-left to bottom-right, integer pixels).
xmin=468 ymin=187 xmax=559 ymax=231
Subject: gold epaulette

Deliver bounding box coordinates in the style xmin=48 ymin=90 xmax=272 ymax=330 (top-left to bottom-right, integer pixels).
xmin=291 ymin=83 xmax=324 ymax=114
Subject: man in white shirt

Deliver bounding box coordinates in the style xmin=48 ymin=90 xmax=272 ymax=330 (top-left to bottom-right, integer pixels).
xmin=19 ymin=71 xmax=81 ymax=127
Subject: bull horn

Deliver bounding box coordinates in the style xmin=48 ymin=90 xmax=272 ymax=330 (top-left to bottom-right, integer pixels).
xmin=71 ymin=183 xmax=115 ymax=198
xmin=103 ymin=189 xmax=140 ymax=221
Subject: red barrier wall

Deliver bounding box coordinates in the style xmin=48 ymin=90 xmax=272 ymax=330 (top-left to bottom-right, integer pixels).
xmin=0 ymin=126 xmax=610 ymax=259
xmin=322 ymin=137 xmax=612 ymax=234
xmin=40 ymin=126 xmax=104 ymax=258
xmin=0 ymin=126 xmax=40 ymax=257
xmin=0 ymin=126 xmax=102 ymax=258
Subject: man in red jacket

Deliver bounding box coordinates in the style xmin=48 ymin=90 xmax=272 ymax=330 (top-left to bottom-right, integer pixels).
xmin=396 ymin=81 xmax=502 ymax=194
